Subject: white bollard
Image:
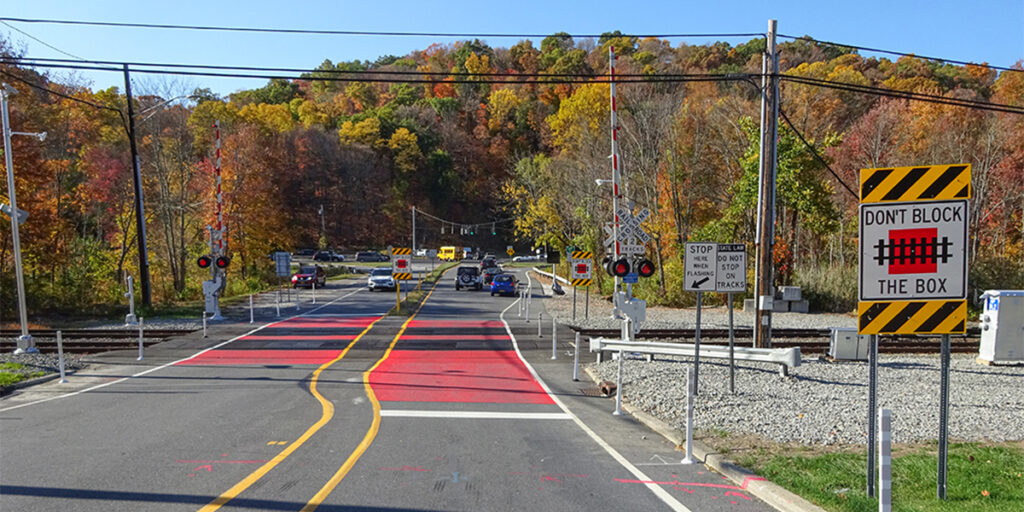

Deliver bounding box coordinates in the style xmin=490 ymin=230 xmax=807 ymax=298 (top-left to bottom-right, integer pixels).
xmin=525 ymin=292 xmax=530 ymax=323
xmin=276 ymin=290 xmax=281 ymax=318
xmin=613 ymin=350 xmax=624 ymax=416
xmin=551 ymin=316 xmax=557 ymax=360
xmin=682 ymin=368 xmax=696 ymax=464
xmin=56 ymin=330 xmax=67 ymax=383
xmin=296 ymin=288 xmax=301 ymax=311
xmin=572 ymin=332 xmax=580 ymax=381
xmin=137 ymin=317 xmax=144 ymax=361
xmin=312 ymin=281 xmax=317 ymax=304
xmin=879 ymin=408 xmax=892 ymax=512
xmin=202 ymin=313 xmax=208 ymax=338
xmin=249 ymin=294 xmax=254 ymax=323
xmin=537 ymin=313 xmax=543 ymax=337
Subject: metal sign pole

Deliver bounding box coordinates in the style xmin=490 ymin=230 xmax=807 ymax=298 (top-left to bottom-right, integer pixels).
xmin=728 ymin=292 xmax=736 ymax=394
xmin=396 ymin=281 xmax=401 ymax=312
xmin=573 ymin=285 xmax=577 ymax=321
xmin=585 ymin=286 xmax=589 ymax=319
xmin=867 ymin=334 xmax=878 ymax=497
xmin=938 ymin=333 xmax=951 ymax=499
xmin=694 ymin=291 xmax=703 ymax=396
xmin=56 ymin=331 xmax=67 ymax=383
xmin=551 ymin=315 xmax=557 ymax=360
xmin=682 ymin=368 xmax=696 ymax=464
xmin=880 ymin=408 xmax=892 ymax=512
xmin=613 ymin=349 xmax=624 ymax=416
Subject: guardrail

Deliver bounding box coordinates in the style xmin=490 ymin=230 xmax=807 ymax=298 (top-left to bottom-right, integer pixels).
xmin=589 ymin=337 xmax=802 ymax=376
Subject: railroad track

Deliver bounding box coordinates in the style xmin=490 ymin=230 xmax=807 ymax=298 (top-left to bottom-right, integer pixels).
xmin=0 ymin=329 xmax=195 ymax=354
xmin=571 ymin=327 xmax=980 ymax=354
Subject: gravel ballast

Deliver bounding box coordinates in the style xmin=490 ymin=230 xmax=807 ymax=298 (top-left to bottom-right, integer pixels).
xmin=588 ymin=352 xmax=1024 ymax=445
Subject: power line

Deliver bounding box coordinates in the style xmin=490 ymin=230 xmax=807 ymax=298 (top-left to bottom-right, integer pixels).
xmin=0 ymin=68 xmax=123 ymax=115
xmin=415 ymin=207 xmax=515 ymax=227
xmin=0 ymin=17 xmax=764 ymax=40
xmin=777 ymin=33 xmax=1023 ymax=75
xmin=779 ymin=75 xmax=1024 ymax=115
xmin=1 ymin=21 xmax=88 ymax=61
xmin=777 ymin=108 xmax=858 ymax=199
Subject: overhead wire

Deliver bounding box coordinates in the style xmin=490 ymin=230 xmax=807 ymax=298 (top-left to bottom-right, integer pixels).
xmin=0 ymin=20 xmax=88 ymax=61
xmin=777 ymin=33 xmax=1023 ymax=74
xmin=776 ymin=108 xmax=858 ymax=199
xmin=0 ymin=17 xmax=764 ymax=40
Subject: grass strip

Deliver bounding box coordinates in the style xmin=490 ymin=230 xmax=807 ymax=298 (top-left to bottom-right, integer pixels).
xmin=752 ymin=442 xmax=1024 ymax=511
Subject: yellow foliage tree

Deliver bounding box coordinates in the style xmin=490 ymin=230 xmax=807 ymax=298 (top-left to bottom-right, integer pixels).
xmin=238 ymin=103 xmax=296 ymax=133
xmin=388 ymin=127 xmax=422 ymax=173
xmin=487 ymin=88 xmax=523 ymax=133
xmin=547 ymin=83 xmax=609 ymax=152
xmin=338 ymin=117 xmax=383 ymax=147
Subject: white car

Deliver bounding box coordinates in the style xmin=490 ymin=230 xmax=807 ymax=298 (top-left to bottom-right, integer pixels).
xmin=367 ymin=268 xmax=396 ymax=291
xmin=512 ymin=255 xmax=542 ymax=262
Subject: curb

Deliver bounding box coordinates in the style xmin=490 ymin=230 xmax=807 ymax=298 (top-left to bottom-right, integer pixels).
xmin=582 ymin=366 xmax=826 ymax=512
xmin=0 ymin=371 xmax=73 ymax=396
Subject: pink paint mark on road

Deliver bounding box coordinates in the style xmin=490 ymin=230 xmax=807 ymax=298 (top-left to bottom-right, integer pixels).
xmin=399 ymin=334 xmax=510 ymax=341
xmin=194 ymin=465 xmax=213 ymax=472
xmin=725 ymin=491 xmax=752 ymax=500
xmin=740 ymin=476 xmax=766 ymax=489
xmin=672 ymin=486 xmax=695 ymax=494
xmin=176 ymin=460 xmax=269 ymax=464
xmin=541 ymin=476 xmax=562 ymax=483
xmin=379 ymin=465 xmax=431 ymax=472
xmin=407 ymin=319 xmax=506 ymax=328
xmin=240 ymin=335 xmax=357 ymax=341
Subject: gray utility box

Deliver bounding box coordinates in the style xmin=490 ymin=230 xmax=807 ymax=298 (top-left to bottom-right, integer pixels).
xmin=978 ymin=290 xmax=1024 ymax=364
xmin=829 ymin=328 xmax=870 ymax=361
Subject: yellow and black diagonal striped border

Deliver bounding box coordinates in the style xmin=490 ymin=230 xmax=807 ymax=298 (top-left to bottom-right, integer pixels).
xmin=571 ymin=251 xmax=593 ymax=260
xmin=858 ymin=299 xmax=966 ymax=335
xmin=392 ymin=247 xmax=411 ymax=255
xmin=571 ymin=278 xmax=592 ymax=287
xmin=860 ymin=164 xmax=971 ymax=204
xmin=392 ymin=272 xmax=412 ymax=280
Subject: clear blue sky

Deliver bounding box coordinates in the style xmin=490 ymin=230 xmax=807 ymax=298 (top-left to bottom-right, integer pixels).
xmin=3 ymin=0 xmax=1022 ymax=96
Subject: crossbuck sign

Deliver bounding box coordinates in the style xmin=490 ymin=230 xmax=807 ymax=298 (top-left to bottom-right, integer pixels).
xmin=603 ymin=206 xmax=651 ymax=255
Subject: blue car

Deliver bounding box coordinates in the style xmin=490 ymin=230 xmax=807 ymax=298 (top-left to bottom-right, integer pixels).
xmin=490 ymin=274 xmax=518 ymax=296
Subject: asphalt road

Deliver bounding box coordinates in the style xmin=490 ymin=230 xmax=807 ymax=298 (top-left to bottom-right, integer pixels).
xmin=1 ymin=265 xmax=773 ymax=512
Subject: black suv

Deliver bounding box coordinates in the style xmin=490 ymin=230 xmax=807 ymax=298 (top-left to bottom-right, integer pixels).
xmin=356 ymin=251 xmax=388 ymax=262
xmin=455 ymin=266 xmax=483 ymax=291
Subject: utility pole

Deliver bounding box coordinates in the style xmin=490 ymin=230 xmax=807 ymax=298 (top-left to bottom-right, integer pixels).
xmin=2 ymin=84 xmax=35 ymax=352
xmin=411 ymin=206 xmax=416 ymax=254
xmin=754 ymin=20 xmax=779 ymax=348
xmin=123 ymin=65 xmax=152 ymax=308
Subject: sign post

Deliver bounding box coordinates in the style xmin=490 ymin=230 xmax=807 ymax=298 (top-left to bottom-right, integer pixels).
xmin=716 ymin=244 xmax=747 ymax=394
xmin=569 ymin=251 xmax=593 ymax=322
xmin=858 ymin=163 xmax=970 ymax=500
xmin=684 ymin=242 xmax=717 ymax=395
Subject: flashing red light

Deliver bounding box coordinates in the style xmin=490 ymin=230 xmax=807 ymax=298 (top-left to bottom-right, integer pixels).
xmin=215 ymin=256 xmax=231 ymax=269
xmin=636 ymin=258 xmax=655 ymax=277
xmin=611 ymin=258 xmax=630 ymax=277
xmin=197 ymin=255 xmax=212 ymax=269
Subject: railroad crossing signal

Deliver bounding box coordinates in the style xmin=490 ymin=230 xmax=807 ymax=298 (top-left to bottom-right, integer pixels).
xmin=858 ymin=164 xmax=970 ymax=335
xmin=603 ymin=206 xmax=651 ymax=255
xmin=197 ymin=255 xmax=212 ymax=269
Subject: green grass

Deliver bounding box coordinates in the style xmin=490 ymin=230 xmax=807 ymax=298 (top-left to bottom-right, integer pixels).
xmin=756 ymin=443 xmax=1024 ymax=511
xmin=0 ymin=362 xmax=47 ymax=387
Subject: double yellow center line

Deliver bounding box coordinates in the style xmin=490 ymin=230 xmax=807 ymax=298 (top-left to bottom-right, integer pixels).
xmin=200 ymin=272 xmax=445 ymax=512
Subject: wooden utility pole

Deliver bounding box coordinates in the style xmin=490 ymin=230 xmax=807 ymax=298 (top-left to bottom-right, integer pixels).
xmin=754 ymin=20 xmax=779 ymax=348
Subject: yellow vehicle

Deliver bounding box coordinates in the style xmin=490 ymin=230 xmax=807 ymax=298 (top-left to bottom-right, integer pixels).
xmin=438 ymin=246 xmax=459 ymax=261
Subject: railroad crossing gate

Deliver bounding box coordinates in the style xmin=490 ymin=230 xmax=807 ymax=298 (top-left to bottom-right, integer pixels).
xmin=858 ymin=164 xmax=970 ymax=335
xmin=569 ymin=251 xmax=593 ymax=287
xmin=392 ymin=247 xmax=412 ymax=280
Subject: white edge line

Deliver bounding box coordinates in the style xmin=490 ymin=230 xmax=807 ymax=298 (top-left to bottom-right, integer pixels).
xmin=499 ymin=274 xmax=693 ymax=512
xmin=0 ymin=286 xmax=367 ymax=413
xmin=380 ymin=410 xmax=571 ymax=420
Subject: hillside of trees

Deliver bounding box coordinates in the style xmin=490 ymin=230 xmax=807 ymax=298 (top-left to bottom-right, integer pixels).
xmin=1 ymin=32 xmax=1022 ymax=315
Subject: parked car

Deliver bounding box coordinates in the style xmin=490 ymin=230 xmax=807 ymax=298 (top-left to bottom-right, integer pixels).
xmin=295 ymin=248 xmax=316 ymax=257
xmin=482 ymin=266 xmax=502 ymax=285
xmin=367 ymin=267 xmax=396 ymax=291
xmin=512 ymin=255 xmax=542 ymax=262
xmin=292 ymin=265 xmax=326 ymax=288
xmin=314 ymin=250 xmax=345 ymax=262
xmin=490 ymin=274 xmax=518 ymax=296
xmin=415 ymin=248 xmax=427 ymax=257
xmin=454 ymin=266 xmax=483 ymax=291
xmin=356 ymin=251 xmax=389 ymax=262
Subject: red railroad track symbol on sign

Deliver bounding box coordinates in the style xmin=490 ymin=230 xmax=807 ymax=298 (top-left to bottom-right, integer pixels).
xmin=873 ymin=228 xmax=953 ymax=274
